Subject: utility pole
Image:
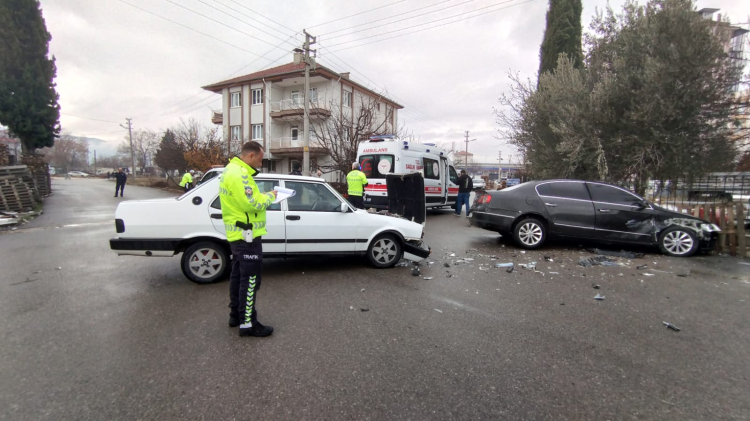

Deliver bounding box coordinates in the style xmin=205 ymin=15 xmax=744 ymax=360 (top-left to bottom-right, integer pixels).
xmin=301 ymin=30 xmax=317 ymax=176
xmin=120 ymin=118 xmax=135 ymax=178
xmin=94 ymin=150 xmax=97 ymax=176
xmin=463 ymin=130 xmax=476 ymax=173
xmin=497 ymin=150 xmax=502 ymax=180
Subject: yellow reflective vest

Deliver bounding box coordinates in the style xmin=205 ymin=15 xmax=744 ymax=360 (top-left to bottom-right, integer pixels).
xmin=179 ymin=172 xmax=193 ymax=187
xmin=346 ymin=170 xmax=368 ymax=196
xmin=219 ymin=157 xmax=274 ymax=242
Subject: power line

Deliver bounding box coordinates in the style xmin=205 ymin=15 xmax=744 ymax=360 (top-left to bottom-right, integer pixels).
xmin=132 ymin=32 xmax=300 ymax=119
xmin=306 ymin=0 xmax=407 ymax=30
xmin=115 ymin=0 xmax=262 ymax=57
xmin=220 ymin=0 xmax=299 ymax=36
xmin=322 ymin=0 xmax=473 ymax=40
xmin=191 ymin=0 xmax=299 ymax=46
xmin=60 ymin=113 xmax=121 ymax=124
xmin=318 ymin=47 xmax=443 ymax=127
xmin=330 ymin=0 xmax=537 ymax=52
xmin=162 ymin=0 xmax=286 ymax=48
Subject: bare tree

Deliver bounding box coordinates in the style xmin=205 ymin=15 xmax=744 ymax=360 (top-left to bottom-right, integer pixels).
xmin=117 ymin=129 xmax=159 ymax=171
xmin=40 ymin=131 xmax=89 ymax=172
xmin=310 ymin=92 xmax=395 ymax=176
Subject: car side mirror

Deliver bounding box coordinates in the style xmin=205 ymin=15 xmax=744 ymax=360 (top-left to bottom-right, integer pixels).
xmin=635 ymin=200 xmax=648 ymax=210
xmin=341 ymin=202 xmax=349 ymax=213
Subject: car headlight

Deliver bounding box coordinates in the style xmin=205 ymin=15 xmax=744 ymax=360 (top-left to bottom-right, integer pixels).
xmin=701 ymin=224 xmax=721 ymax=232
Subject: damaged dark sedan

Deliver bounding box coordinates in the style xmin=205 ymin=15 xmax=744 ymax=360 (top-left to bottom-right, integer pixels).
xmin=470 ymin=180 xmax=720 ymax=257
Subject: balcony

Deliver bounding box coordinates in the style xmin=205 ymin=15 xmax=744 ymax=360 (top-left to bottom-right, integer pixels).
xmin=269 ymin=99 xmax=331 ymax=122
xmin=268 ymin=137 xmax=326 ymax=155
xmin=211 ymin=110 xmax=223 ymax=125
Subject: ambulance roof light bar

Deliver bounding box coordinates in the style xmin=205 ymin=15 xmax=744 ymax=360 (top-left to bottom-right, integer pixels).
xmin=369 ymin=135 xmax=395 ymax=142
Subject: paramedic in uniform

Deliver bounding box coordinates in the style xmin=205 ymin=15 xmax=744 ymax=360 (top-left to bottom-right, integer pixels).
xmin=220 ymin=141 xmax=277 ymax=337
xmin=346 ymin=161 xmax=368 ymax=209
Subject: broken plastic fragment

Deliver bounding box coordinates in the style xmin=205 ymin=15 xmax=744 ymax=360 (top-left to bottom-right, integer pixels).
xmin=434 ymin=309 xmax=443 ymax=313
xmin=361 ymin=308 xmax=369 ymax=312
xmin=464 ymin=258 xmax=475 ymax=261
xmin=636 ymin=265 xmax=648 ymax=270
xmin=594 ymin=293 xmax=605 ymax=300
xmin=495 ymin=263 xmax=514 ymax=268
xmin=412 ymin=267 xmax=420 ymax=276
xmin=506 ymin=266 xmax=514 ymax=273
xmin=643 ymin=273 xmax=655 ymax=277
xmin=593 ymin=284 xmax=601 ymax=289
xmin=423 ymin=276 xmax=433 ymax=280
xmin=663 ymin=321 xmax=681 ymax=332
xmin=443 ymin=262 xmax=450 ymax=267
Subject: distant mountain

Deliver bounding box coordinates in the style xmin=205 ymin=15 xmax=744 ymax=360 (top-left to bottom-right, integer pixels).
xmin=78 ymin=136 xmax=120 ymax=160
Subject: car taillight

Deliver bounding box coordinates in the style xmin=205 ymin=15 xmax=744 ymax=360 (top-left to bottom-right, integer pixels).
xmin=478 ymin=195 xmax=492 ymax=204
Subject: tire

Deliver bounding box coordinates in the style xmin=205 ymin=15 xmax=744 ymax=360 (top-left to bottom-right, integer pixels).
xmin=658 ymin=226 xmax=699 ymax=257
xmin=367 ymin=234 xmax=403 ymax=268
xmin=513 ymin=217 xmax=546 ymax=249
xmin=180 ymin=241 xmax=230 ymax=284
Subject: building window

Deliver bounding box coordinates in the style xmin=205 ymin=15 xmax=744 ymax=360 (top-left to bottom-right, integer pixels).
xmin=308 ymin=88 xmax=318 ymax=104
xmin=252 ymin=124 xmax=263 ymax=140
xmin=230 ymin=92 xmax=241 ymax=108
xmin=291 ymin=126 xmax=299 ymax=140
xmin=252 ymin=88 xmax=263 ymax=105
xmin=376 ymin=103 xmax=381 ymax=111
xmin=230 ymin=126 xmax=241 ymax=141
xmin=343 ymin=91 xmax=352 ymax=108
xmin=291 ymin=90 xmax=301 ymax=105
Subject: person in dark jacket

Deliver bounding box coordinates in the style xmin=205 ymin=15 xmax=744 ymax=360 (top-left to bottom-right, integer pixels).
xmin=114 ymin=168 xmax=127 ymax=197
xmin=289 ymin=162 xmax=302 ymax=176
xmin=454 ymin=170 xmax=473 ymax=217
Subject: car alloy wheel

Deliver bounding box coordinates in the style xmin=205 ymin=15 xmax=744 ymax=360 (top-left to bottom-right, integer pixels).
xmin=367 ymin=234 xmax=403 ymax=268
xmin=662 ymin=230 xmax=695 ymax=256
xmin=181 ymin=241 xmax=229 ymax=284
xmin=518 ymin=222 xmax=543 ymax=246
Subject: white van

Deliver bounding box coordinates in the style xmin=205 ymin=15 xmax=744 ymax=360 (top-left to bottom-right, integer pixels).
xmin=357 ymin=136 xmax=460 ymax=209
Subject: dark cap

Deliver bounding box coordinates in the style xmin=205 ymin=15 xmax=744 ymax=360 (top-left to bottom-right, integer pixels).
xmin=460 ymin=170 xmax=467 ymax=174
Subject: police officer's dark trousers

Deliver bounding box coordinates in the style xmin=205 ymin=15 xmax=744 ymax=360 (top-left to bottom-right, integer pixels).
xmin=115 ymin=182 xmax=124 ymax=197
xmin=349 ymin=195 xmax=364 ymax=209
xmin=228 ymin=237 xmax=263 ymax=328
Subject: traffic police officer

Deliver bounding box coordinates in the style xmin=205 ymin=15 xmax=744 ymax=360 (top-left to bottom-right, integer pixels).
xmin=220 ymin=141 xmax=277 ymax=337
xmin=180 ymin=170 xmax=194 ymax=192
xmin=346 ymin=162 xmax=368 ymax=209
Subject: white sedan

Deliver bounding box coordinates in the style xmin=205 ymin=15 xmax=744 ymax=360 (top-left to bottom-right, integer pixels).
xmin=68 ymin=171 xmax=90 ymax=177
xmin=472 ymin=177 xmax=486 ymax=190
xmin=110 ymin=172 xmax=431 ymax=283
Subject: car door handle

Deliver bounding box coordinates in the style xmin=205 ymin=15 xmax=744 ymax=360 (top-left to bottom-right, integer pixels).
xmin=544 ymin=203 xmax=557 ymax=207
xmin=598 ymin=209 xmax=611 ymax=213
xmin=210 ymin=213 xmax=222 ymax=219
xmin=286 ymin=215 xmax=301 ymax=221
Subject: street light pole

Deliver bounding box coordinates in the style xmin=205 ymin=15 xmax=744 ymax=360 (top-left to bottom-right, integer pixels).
xmin=120 ymin=118 xmax=135 ymax=178
xmin=463 ymin=130 xmax=476 ymax=173
xmin=302 ymin=30 xmax=317 ymax=176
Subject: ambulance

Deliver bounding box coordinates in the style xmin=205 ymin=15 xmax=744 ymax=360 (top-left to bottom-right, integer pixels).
xmin=356 ymin=135 xmax=460 ymax=209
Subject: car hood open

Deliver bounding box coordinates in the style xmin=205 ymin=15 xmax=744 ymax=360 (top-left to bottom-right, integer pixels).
xmin=385 ymin=173 xmax=426 ymax=224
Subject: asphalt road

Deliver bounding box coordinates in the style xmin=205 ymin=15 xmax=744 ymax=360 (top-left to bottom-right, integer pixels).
xmin=2 ymin=178 xmax=750 ymax=420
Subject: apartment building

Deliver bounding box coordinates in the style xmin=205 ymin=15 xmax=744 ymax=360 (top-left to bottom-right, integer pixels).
xmin=202 ymin=56 xmax=403 ymax=181
xmin=699 ymin=8 xmax=748 ymax=91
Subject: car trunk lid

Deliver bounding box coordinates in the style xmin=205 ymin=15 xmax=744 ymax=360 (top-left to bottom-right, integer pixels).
xmin=385 ymin=173 xmax=426 ymax=224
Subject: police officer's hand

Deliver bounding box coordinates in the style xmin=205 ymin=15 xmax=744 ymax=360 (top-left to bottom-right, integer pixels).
xmin=268 ymin=190 xmax=277 ymax=198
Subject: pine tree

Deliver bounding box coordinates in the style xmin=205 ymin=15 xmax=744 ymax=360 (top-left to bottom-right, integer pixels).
xmin=538 ymin=0 xmax=583 ymax=80
xmin=155 ymin=130 xmax=187 ymax=174
xmin=0 ymin=0 xmax=61 ymax=153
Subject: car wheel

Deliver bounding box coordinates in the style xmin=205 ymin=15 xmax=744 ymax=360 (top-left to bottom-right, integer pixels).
xmin=367 ymin=234 xmax=403 ymax=268
xmin=513 ymin=217 xmax=546 ymax=249
xmin=180 ymin=241 xmax=230 ymax=284
xmin=658 ymin=226 xmax=698 ymax=257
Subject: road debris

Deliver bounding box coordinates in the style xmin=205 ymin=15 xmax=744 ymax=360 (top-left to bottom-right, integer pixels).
xmin=434 ymin=309 xmax=443 ymax=313
xmin=423 ymin=276 xmax=433 ymax=280
xmin=643 ymin=273 xmax=655 ymax=277
xmin=395 ymin=261 xmax=409 ymax=267
xmin=443 ymin=262 xmax=450 ymax=267
xmin=412 ymin=267 xmax=420 ymax=276
xmin=519 ymin=262 xmax=537 ymax=270
xmin=56 ymin=267 xmax=62 ymax=270
xmin=578 ymin=256 xmax=618 ymax=267
xmin=360 ymin=288 xmax=365 ymax=292
xmin=520 ymin=251 xmax=526 ymax=254
xmin=663 ymin=321 xmax=681 ymax=332
xmin=506 ymin=266 xmax=514 ymax=273
xmin=589 ymin=248 xmax=644 ymax=259
xmin=549 ymin=271 xmax=559 ymax=275
xmin=495 ymin=262 xmax=514 ymax=268
xmin=361 ymin=308 xmax=369 ymax=312
xmin=594 ymin=293 xmax=605 ymax=300
xmin=350 ymin=306 xmax=354 ymax=310
xmin=676 ymin=272 xmax=689 ymax=278
xmin=636 ymin=265 xmax=648 ymax=270
xmin=544 ymin=256 xmax=553 ymax=262
xmin=464 ymin=258 xmax=475 ymax=261
xmin=449 ymin=253 xmax=456 ymax=257
xmin=592 ymin=284 xmax=601 ymax=289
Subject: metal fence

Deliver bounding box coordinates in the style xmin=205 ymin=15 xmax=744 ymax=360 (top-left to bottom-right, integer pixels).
xmin=644 ymin=173 xmax=750 ymax=208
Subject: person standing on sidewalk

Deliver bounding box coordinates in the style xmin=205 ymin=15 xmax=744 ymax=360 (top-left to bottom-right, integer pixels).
xmin=454 ymin=170 xmax=473 ymax=217
xmin=220 ymin=141 xmax=277 ymax=338
xmin=346 ymin=162 xmax=368 ymax=209
xmin=114 ymin=168 xmax=127 ymax=197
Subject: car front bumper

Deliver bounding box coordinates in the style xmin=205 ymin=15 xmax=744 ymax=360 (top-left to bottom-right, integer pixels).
xmin=403 ymin=239 xmax=431 ymax=261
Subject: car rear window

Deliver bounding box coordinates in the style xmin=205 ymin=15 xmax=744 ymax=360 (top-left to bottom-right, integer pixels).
xmin=359 ymin=154 xmax=394 ymax=179
xmin=536 ymin=182 xmax=591 ymax=200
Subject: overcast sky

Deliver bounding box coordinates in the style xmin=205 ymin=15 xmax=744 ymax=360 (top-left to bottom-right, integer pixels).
xmin=40 ymin=0 xmax=748 ymax=164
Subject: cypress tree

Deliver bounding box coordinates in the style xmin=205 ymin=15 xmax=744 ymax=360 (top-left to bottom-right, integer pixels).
xmin=538 ymin=0 xmax=584 ymax=80
xmin=0 ymin=0 xmax=61 ymax=153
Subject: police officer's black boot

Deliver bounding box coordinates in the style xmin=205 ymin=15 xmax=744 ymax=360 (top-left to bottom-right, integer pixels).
xmin=239 ymin=322 xmax=273 ymax=337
